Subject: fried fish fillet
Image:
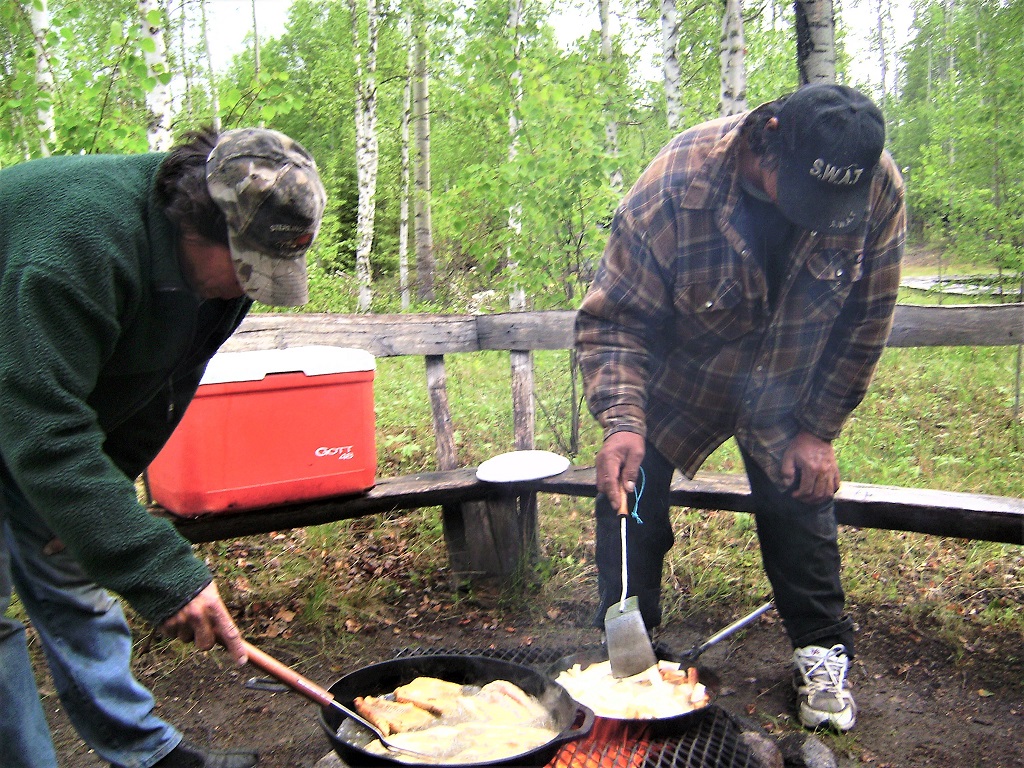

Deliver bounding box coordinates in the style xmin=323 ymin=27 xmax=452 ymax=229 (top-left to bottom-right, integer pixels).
xmin=393 ymin=676 xmax=466 ymax=716
xmin=453 ymin=679 xmax=548 ymax=726
xmin=353 ymin=695 xmax=438 ymax=736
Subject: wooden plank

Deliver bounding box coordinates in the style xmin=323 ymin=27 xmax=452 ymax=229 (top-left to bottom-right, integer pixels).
xmin=476 ymin=311 xmax=577 ymax=351
xmin=509 ymin=347 xmax=541 ymax=566
xmin=220 ymin=305 xmax=1024 ymax=358
xmin=457 ymin=497 xmax=527 ymax=579
xmin=167 ymin=466 xmax=1024 ymax=547
xmin=425 ymin=356 xmax=457 ymax=469
xmin=221 ymin=313 xmax=482 ymax=356
xmin=423 ymin=353 xmax=473 ymax=576
xmin=533 ymin=467 xmax=1024 ymax=545
xmin=888 ymin=304 xmax=1024 ymax=348
xmin=165 ymin=469 xmax=490 ymax=544
xmin=510 ymin=351 xmax=535 ymax=451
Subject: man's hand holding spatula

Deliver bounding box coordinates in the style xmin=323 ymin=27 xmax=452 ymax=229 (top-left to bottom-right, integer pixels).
xmin=599 ymin=432 xmax=659 ymax=678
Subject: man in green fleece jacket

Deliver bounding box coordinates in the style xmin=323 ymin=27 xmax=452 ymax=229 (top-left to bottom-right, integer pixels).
xmin=0 ymin=127 xmax=326 ymax=768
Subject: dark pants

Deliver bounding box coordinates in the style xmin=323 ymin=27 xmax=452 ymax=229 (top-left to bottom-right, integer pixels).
xmin=594 ymin=442 xmax=855 ymax=655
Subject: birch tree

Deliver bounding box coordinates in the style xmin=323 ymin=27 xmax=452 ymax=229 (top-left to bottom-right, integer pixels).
xmin=199 ymin=0 xmax=220 ymax=131
xmin=506 ymin=0 xmax=525 ymax=312
xmin=600 ymin=0 xmax=622 ymax=190
xmin=794 ymin=0 xmax=837 ymax=83
xmin=251 ymin=0 xmax=261 ymax=77
xmin=138 ymin=0 xmax=173 ymax=151
xmin=350 ymin=0 xmax=380 ymax=312
xmin=506 ymin=0 xmax=535 ymax=453
xmin=399 ymin=45 xmax=413 ymax=310
xmin=29 ymin=0 xmax=55 ymax=157
xmin=661 ymin=0 xmax=682 ymax=131
xmin=867 ymin=0 xmax=895 ymax=99
xmin=719 ymin=0 xmax=747 ymax=115
xmin=412 ymin=15 xmax=435 ymax=302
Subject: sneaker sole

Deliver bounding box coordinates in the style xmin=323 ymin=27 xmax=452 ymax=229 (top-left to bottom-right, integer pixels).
xmin=798 ymin=702 xmax=856 ymax=732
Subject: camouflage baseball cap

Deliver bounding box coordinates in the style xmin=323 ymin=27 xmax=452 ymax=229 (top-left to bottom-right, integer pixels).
xmin=206 ymin=128 xmax=327 ymax=306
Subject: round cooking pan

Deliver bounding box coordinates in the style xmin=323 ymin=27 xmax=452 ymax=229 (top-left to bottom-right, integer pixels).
xmin=547 ymin=648 xmax=713 ymax=739
xmin=319 ymin=654 xmax=594 ymax=768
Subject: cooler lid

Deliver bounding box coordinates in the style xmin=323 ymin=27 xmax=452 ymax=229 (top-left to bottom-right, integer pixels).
xmin=200 ymin=346 xmax=376 ymax=384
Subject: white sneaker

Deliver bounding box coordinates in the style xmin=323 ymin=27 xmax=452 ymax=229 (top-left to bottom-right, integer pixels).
xmin=792 ymin=644 xmax=857 ymax=732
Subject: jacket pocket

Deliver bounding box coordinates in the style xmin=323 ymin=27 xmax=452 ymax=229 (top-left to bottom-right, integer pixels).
xmin=675 ymin=277 xmax=761 ymax=344
xmin=803 ymin=250 xmax=863 ymax=322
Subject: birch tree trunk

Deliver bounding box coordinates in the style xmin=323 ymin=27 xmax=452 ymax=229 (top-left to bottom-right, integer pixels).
xmin=251 ymin=0 xmax=261 ymax=77
xmin=138 ymin=0 xmax=173 ymax=151
xmin=506 ymin=0 xmax=534 ymax=454
xmin=600 ymin=0 xmax=622 ymax=191
xmin=200 ymin=0 xmax=221 ymax=131
xmin=868 ymin=0 xmax=892 ymax=98
xmin=661 ymin=0 xmax=682 ymax=131
xmin=350 ymin=0 xmax=380 ymax=313
xmin=412 ymin=20 xmax=435 ymax=302
xmin=794 ymin=0 xmax=837 ymax=84
xmin=399 ymin=45 xmax=413 ymax=311
xmin=719 ymin=0 xmax=747 ymax=116
xmin=506 ymin=0 xmax=525 ymax=311
xmin=29 ymin=0 xmax=55 ymax=157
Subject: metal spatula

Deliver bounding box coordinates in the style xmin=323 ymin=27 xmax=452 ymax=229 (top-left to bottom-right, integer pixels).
xmin=604 ymin=490 xmax=658 ymax=678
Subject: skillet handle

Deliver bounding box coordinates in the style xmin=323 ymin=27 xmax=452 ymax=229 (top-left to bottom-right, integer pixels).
xmin=552 ymin=703 xmax=595 ymax=744
xmin=242 ymin=640 xmax=336 ymax=709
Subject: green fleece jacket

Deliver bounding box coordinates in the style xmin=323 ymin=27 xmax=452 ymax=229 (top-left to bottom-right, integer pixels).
xmin=0 ymin=152 xmax=251 ymax=623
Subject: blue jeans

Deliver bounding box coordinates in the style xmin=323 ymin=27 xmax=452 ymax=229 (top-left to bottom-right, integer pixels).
xmin=0 ymin=478 xmax=181 ymax=768
xmin=594 ymin=442 xmax=854 ymax=654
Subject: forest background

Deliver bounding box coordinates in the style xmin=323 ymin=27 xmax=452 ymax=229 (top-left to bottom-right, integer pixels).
xmin=3 ymin=0 xmax=1023 ymax=315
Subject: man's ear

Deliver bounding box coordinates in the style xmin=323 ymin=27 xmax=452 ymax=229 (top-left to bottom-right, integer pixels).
xmin=761 ymin=116 xmax=782 ymax=156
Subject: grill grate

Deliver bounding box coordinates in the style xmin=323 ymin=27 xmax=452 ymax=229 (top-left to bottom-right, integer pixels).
xmin=640 ymin=707 xmax=760 ymax=768
xmin=392 ymin=646 xmax=763 ymax=768
xmin=393 ymin=644 xmax=578 ymax=667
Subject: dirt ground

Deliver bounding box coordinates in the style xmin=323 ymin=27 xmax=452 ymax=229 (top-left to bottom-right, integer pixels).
xmin=42 ymin=579 xmax=1024 ymax=768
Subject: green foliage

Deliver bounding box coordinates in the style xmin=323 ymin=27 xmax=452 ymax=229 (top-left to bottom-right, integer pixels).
xmin=0 ymin=0 xmax=170 ymax=159
xmin=891 ymin=0 xmax=1024 ymax=276
xmin=2 ymin=0 xmax=1021 ymax=302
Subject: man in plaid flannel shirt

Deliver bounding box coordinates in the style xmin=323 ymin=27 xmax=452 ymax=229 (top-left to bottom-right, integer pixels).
xmin=576 ymin=83 xmax=906 ymax=732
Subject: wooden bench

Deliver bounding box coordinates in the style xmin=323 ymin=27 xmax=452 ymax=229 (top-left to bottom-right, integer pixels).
xmin=159 ymin=305 xmax=1024 ymax=578
xmin=167 ymin=467 xmax=1024 ymax=546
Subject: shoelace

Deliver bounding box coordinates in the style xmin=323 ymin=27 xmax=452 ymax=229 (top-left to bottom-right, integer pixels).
xmin=797 ymin=644 xmax=850 ymax=695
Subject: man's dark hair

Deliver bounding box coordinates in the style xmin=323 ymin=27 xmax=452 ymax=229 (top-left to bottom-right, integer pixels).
xmin=741 ymin=93 xmax=792 ymax=173
xmin=154 ymin=126 xmax=229 ymax=247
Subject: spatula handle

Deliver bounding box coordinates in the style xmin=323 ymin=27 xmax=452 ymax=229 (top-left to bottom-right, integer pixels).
xmin=618 ymin=515 xmax=629 ymax=606
xmin=242 ymin=640 xmax=335 ymax=708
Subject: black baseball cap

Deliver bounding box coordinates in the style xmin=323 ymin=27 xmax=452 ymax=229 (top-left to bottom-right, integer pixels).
xmin=773 ymin=83 xmax=885 ymax=234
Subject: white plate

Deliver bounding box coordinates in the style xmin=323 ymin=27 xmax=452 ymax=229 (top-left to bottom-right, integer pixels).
xmin=475 ymin=450 xmax=571 ymax=483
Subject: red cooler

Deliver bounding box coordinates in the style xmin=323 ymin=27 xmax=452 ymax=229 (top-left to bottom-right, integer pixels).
xmin=146 ymin=346 xmax=376 ymax=516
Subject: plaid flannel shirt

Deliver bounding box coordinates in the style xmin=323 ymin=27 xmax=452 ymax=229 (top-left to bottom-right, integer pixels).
xmin=576 ymin=111 xmax=906 ymax=490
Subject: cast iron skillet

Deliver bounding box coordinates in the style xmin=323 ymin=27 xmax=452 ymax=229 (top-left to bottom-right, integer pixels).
xmin=547 ymin=647 xmax=714 ymax=738
xmin=319 ymin=654 xmax=595 ymax=767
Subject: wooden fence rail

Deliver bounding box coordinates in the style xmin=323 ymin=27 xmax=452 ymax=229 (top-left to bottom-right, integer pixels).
xmin=221 ymin=304 xmax=1024 ymax=357
xmin=162 ymin=305 xmax=1024 ymax=578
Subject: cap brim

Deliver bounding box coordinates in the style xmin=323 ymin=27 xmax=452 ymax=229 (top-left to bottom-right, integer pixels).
xmin=228 ymin=231 xmax=309 ymax=307
xmin=776 ymin=159 xmax=872 ymax=234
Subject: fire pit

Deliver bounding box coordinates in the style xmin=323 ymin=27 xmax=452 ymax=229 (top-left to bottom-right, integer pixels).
xmin=380 ymin=645 xmax=764 ymax=768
